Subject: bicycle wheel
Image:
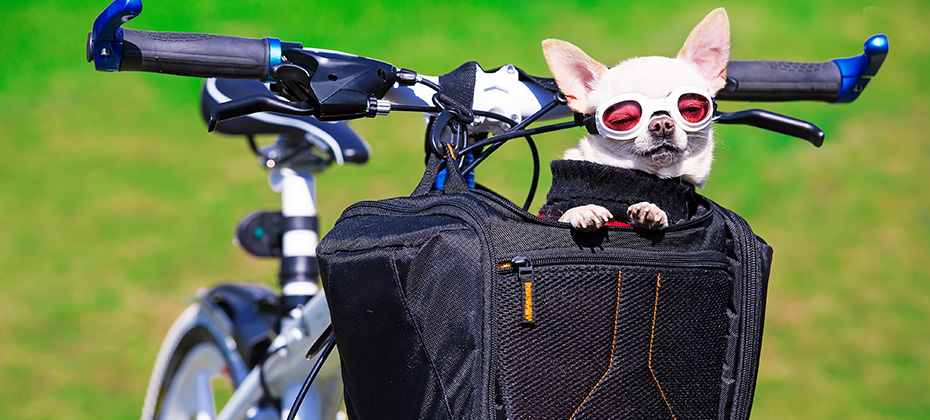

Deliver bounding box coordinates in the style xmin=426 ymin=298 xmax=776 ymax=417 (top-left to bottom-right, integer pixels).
xmin=141 ymin=301 xmax=251 ymax=420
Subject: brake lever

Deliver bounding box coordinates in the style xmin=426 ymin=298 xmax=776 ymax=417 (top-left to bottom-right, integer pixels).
xmin=207 ymin=95 xmax=317 ymax=132
xmin=714 ymin=109 xmax=825 ymax=147
xmin=270 ymin=63 xmax=313 ymax=102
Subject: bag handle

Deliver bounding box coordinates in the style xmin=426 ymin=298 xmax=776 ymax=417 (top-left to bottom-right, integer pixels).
xmin=412 ymin=144 xmax=470 ymax=196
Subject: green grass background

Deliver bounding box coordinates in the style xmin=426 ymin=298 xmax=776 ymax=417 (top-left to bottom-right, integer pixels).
xmin=1 ymin=0 xmax=927 ymax=418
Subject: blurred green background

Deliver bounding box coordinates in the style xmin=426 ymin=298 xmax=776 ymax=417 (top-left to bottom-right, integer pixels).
xmin=1 ymin=0 xmax=927 ymax=418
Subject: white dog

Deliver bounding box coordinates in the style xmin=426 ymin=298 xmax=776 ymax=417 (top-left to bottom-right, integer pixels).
xmin=541 ymin=8 xmax=730 ymax=231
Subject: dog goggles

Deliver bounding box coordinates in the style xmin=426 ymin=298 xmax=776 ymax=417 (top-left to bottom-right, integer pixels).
xmin=589 ymin=87 xmax=715 ymax=140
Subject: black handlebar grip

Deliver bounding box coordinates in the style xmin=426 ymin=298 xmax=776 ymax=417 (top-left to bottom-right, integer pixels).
xmin=717 ymin=60 xmax=842 ymax=102
xmin=119 ymin=28 xmax=271 ymax=80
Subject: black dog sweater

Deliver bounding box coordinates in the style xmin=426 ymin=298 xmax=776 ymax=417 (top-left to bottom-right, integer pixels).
xmin=539 ymin=160 xmax=704 ymax=226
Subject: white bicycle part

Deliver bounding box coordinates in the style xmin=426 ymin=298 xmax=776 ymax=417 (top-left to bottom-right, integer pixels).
xmin=141 ymin=289 xmax=341 ymax=420
xmin=141 ymin=302 xmax=249 ymax=420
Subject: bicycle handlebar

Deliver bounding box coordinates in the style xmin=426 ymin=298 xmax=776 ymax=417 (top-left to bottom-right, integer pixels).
xmin=87 ymin=0 xmax=297 ymax=80
xmin=87 ymin=0 xmax=888 ymax=143
xmin=117 ymin=29 xmax=296 ymax=80
xmin=719 ymin=34 xmax=888 ymax=103
xmin=719 ymin=60 xmax=842 ymax=102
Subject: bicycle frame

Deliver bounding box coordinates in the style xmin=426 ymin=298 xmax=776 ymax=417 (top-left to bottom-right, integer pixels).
xmin=214 ymin=292 xmax=333 ymax=420
xmin=219 ymin=164 xmax=339 ymax=420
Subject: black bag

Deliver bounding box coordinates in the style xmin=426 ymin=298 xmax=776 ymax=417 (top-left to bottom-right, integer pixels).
xmin=317 ymin=154 xmax=773 ymax=420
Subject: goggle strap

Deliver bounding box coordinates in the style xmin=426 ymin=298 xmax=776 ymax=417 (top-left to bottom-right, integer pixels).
xmin=582 ymin=114 xmax=599 ymax=135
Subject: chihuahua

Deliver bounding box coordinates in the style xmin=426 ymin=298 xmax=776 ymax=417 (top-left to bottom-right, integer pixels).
xmin=541 ymin=8 xmax=730 ymax=231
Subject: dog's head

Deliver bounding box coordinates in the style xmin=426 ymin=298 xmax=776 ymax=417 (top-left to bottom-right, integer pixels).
xmin=543 ymin=8 xmax=730 ymax=186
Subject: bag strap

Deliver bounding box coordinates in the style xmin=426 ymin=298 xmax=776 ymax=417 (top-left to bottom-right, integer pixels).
xmin=437 ymin=62 xmax=477 ymax=112
xmin=413 ymin=63 xmax=479 ymax=197
xmin=412 ymin=144 xmax=470 ymax=196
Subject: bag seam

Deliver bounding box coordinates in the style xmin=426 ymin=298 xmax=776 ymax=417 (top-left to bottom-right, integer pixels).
xmin=389 ymin=246 xmax=457 ymax=419
xmin=569 ymin=270 xmax=622 ymax=420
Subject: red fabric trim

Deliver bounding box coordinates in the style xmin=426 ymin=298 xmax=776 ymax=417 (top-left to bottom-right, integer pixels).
xmin=538 ymin=214 xmax=631 ymax=227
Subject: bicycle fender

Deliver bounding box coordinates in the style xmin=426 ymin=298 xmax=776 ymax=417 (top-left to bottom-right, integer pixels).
xmin=200 ymin=283 xmax=281 ymax=369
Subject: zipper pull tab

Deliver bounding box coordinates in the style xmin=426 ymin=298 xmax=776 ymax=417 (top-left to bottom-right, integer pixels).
xmin=512 ymin=257 xmax=535 ymax=325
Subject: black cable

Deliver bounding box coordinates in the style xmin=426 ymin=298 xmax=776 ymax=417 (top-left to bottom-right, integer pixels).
xmin=462 ymin=134 xmax=533 ymax=178
xmin=275 ymin=138 xmax=316 ymax=166
xmin=460 ymin=120 xmax=581 ymax=157
xmin=459 ymin=112 xmax=519 ymax=174
xmin=391 ymin=104 xmax=441 ymax=113
xmin=286 ymin=330 xmax=337 ymax=420
xmin=411 ymin=91 xmax=575 ymax=210
xmin=417 ymin=77 xmax=442 ymax=92
xmin=460 ymin=134 xmax=539 ymax=211
xmin=457 ymin=100 xmax=568 ymax=210
xmin=246 ymin=135 xmax=262 ymax=156
xmin=472 ymin=110 xmax=517 ymax=125
xmin=458 ymin=135 xmax=539 ymax=212
xmin=458 ymin=97 xmax=574 ymax=159
xmin=522 ymin=135 xmax=540 ymax=211
xmin=511 ymin=98 xmax=561 ymax=132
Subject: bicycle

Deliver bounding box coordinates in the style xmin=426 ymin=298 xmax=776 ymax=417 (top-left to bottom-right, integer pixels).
xmin=86 ymin=0 xmax=887 ymax=419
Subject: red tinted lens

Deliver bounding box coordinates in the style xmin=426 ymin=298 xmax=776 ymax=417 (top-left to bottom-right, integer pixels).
xmin=602 ymin=101 xmax=642 ymax=132
xmin=677 ymin=93 xmax=710 ymax=123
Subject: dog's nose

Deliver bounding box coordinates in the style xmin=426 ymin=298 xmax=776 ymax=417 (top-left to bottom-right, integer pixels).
xmin=649 ymin=116 xmax=675 ymax=137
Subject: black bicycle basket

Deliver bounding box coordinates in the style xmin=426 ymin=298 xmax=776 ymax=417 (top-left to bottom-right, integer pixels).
xmin=317 ymin=155 xmax=772 ymax=420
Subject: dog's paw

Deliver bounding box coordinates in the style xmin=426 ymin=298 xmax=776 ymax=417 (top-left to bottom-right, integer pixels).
xmin=627 ymin=202 xmax=669 ymax=230
xmin=559 ymin=204 xmax=613 ymax=232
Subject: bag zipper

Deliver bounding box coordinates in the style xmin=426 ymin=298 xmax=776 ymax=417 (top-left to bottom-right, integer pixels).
xmin=499 ymin=252 xmax=728 ymax=336
xmin=512 ymin=257 xmax=536 ymax=326
xmin=497 ymin=253 xmax=729 ymax=274
xmin=718 ymin=206 xmax=762 ymax=420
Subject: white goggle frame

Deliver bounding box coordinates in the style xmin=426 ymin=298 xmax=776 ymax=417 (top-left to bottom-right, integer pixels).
xmin=593 ymin=86 xmax=715 ymax=141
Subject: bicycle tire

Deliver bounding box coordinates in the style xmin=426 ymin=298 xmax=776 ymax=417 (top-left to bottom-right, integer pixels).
xmin=141 ymin=301 xmax=251 ymax=420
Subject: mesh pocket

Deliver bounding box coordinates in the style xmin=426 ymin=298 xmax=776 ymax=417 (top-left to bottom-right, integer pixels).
xmin=497 ymin=262 xmax=729 ymax=420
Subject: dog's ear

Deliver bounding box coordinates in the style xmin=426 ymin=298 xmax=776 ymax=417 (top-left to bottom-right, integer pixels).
xmin=542 ymin=39 xmax=607 ymax=114
xmin=677 ymin=8 xmax=730 ymax=94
